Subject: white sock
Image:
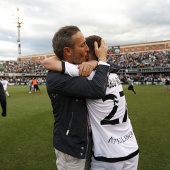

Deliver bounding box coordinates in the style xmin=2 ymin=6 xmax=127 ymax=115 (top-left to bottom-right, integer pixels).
xmin=6 ymin=91 xmax=9 ymax=96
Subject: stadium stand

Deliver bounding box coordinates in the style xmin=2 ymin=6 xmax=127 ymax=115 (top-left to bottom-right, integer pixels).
xmin=0 ymin=40 xmax=170 ymax=86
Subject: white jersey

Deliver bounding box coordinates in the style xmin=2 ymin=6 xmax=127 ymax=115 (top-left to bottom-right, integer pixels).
xmin=65 ymin=62 xmax=139 ymax=162
xmin=1 ymin=79 xmax=9 ymax=90
xmin=127 ymin=78 xmax=134 ymax=85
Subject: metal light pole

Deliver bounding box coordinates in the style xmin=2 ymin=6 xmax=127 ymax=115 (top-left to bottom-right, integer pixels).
xmin=13 ymin=7 xmax=23 ymax=57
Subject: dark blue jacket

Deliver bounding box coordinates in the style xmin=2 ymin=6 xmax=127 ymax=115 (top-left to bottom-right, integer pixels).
xmin=46 ymin=64 xmax=109 ymax=159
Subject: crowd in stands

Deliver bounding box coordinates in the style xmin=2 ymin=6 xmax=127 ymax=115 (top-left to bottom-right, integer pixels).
xmin=108 ymin=50 xmax=170 ymax=69
xmin=1 ymin=50 xmax=170 ymax=74
xmin=1 ymin=60 xmax=47 ymax=74
xmin=0 ymin=50 xmax=170 ymax=85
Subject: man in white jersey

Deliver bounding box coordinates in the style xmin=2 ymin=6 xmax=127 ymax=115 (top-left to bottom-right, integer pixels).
xmin=127 ymin=76 xmax=137 ymax=95
xmin=43 ymin=35 xmax=139 ymax=170
xmin=1 ymin=77 xmax=10 ymax=97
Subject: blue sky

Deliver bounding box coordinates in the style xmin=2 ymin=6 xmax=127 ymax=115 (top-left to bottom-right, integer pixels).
xmin=0 ymin=0 xmax=170 ymax=60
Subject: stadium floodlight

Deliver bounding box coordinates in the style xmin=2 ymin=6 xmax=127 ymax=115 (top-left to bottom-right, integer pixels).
xmin=13 ymin=7 xmax=23 ymax=57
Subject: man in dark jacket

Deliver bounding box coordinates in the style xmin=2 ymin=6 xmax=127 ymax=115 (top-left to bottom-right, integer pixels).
xmin=0 ymin=81 xmax=7 ymax=117
xmin=45 ymin=26 xmax=109 ymax=170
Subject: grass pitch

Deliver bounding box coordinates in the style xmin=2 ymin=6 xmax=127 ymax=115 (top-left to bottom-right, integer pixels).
xmin=0 ymin=85 xmax=170 ymax=170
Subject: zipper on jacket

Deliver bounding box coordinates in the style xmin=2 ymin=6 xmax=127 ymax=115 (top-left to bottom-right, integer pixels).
xmin=85 ymin=114 xmax=90 ymax=158
xmin=66 ymin=112 xmax=73 ymax=136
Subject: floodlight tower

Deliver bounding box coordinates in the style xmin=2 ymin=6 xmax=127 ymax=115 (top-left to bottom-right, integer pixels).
xmin=13 ymin=7 xmax=23 ymax=57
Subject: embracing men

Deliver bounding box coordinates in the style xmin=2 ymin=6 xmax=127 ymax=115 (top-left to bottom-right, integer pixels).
xmin=44 ymin=25 xmax=139 ymax=170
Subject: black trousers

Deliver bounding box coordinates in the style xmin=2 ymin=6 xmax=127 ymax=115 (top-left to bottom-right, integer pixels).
xmin=1 ymin=100 xmax=7 ymax=114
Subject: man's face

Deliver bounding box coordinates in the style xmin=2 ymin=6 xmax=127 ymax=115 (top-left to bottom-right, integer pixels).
xmin=71 ymin=31 xmax=89 ymax=64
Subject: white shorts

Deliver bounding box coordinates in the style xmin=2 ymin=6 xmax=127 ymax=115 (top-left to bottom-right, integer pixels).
xmin=54 ymin=149 xmax=86 ymax=170
xmin=3 ymin=86 xmax=7 ymax=91
xmin=91 ymin=154 xmax=139 ymax=170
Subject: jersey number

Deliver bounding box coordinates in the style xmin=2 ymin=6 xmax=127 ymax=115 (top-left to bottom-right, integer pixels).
xmin=100 ymin=94 xmax=127 ymax=125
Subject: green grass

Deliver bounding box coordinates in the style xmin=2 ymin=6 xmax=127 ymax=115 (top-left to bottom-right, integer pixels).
xmin=124 ymin=85 xmax=170 ymax=170
xmin=0 ymin=85 xmax=170 ymax=170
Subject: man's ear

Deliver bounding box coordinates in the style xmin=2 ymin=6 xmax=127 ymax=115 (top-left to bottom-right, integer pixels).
xmin=63 ymin=47 xmax=72 ymax=56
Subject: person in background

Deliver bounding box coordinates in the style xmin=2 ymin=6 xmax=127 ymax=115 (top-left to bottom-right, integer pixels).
xmin=43 ymin=26 xmax=109 ymax=170
xmin=28 ymin=78 xmax=33 ymax=93
xmin=36 ymin=82 xmax=40 ymax=93
xmin=160 ymin=75 xmax=170 ymax=94
xmin=0 ymin=81 xmax=7 ymax=117
xmin=32 ymin=77 xmax=39 ymax=93
xmin=127 ymin=76 xmax=137 ymax=95
xmin=164 ymin=76 xmax=170 ymax=94
xmin=1 ymin=77 xmax=10 ymax=97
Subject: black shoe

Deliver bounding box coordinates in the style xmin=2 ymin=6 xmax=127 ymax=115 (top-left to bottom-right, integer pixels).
xmin=2 ymin=112 xmax=6 ymax=117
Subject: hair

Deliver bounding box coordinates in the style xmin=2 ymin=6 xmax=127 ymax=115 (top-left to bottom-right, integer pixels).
xmin=86 ymin=35 xmax=101 ymax=60
xmin=52 ymin=26 xmax=80 ymax=60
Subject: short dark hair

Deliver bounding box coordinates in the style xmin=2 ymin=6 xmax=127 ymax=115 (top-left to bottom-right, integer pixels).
xmin=86 ymin=35 xmax=101 ymax=60
xmin=52 ymin=26 xmax=80 ymax=60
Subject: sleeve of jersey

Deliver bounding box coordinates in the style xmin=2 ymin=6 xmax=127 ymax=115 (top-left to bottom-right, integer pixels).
xmin=64 ymin=62 xmax=79 ymax=77
xmin=64 ymin=61 xmax=109 ymax=80
xmin=65 ymin=61 xmax=95 ymax=80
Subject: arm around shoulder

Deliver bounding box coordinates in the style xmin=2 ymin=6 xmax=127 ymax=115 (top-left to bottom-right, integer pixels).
xmin=42 ymin=56 xmax=62 ymax=72
xmin=46 ymin=64 xmax=109 ymax=99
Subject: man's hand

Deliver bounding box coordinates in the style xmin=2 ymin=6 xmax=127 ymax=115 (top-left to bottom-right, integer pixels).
xmin=94 ymin=39 xmax=108 ymax=62
xmin=78 ymin=60 xmax=98 ymax=77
